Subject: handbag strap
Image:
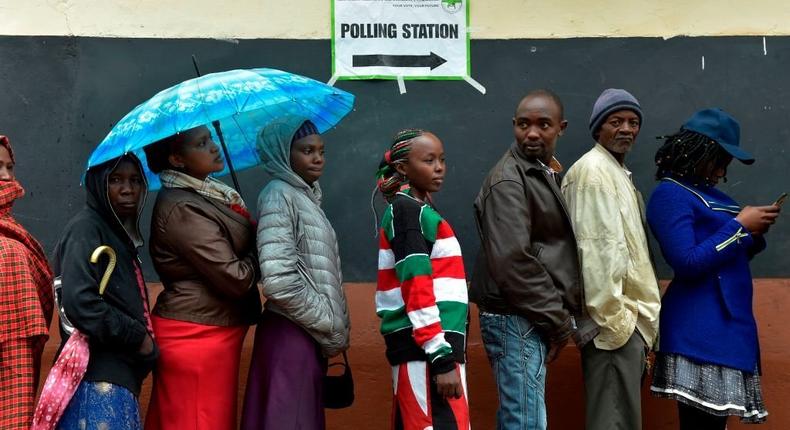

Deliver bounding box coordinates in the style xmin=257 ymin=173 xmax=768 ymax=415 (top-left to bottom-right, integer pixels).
xmin=328 ymin=351 xmax=350 ymax=371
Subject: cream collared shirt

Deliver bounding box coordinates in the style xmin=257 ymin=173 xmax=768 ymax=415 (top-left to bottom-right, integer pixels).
xmin=561 ymin=144 xmax=661 ymax=350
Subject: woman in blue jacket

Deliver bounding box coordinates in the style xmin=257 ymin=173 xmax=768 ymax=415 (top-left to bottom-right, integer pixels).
xmin=647 ymin=109 xmax=781 ymax=429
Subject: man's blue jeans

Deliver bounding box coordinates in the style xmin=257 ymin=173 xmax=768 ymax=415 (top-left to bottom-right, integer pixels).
xmin=479 ymin=312 xmax=548 ymax=430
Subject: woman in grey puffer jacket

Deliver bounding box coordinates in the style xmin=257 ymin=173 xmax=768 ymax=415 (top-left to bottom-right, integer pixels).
xmin=240 ymin=116 xmax=350 ymax=430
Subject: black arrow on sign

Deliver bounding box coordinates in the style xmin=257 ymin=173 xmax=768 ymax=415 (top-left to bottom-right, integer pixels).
xmin=352 ymin=52 xmax=447 ymax=70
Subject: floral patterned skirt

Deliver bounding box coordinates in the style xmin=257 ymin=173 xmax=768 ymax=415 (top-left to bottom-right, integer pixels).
xmin=650 ymin=353 xmax=768 ymax=424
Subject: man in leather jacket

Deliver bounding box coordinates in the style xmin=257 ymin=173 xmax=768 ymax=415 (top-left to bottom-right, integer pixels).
xmin=471 ymin=89 xmax=596 ymax=430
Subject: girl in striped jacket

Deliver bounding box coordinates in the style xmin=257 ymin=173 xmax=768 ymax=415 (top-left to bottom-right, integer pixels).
xmin=374 ymin=129 xmax=470 ymax=430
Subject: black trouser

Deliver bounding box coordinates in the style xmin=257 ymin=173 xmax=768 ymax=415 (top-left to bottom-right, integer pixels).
xmin=678 ymin=402 xmax=728 ymax=430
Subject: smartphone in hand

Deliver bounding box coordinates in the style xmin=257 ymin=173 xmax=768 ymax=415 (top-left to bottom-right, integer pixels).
xmin=773 ymin=192 xmax=788 ymax=208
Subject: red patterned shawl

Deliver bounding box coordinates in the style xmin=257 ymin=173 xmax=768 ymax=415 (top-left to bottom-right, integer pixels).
xmin=0 ymin=136 xmax=54 ymax=343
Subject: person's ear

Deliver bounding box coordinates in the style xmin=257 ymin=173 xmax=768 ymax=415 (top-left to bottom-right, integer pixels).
xmin=168 ymin=153 xmax=185 ymax=169
xmin=394 ymin=161 xmax=408 ymax=177
xmin=512 ymin=117 xmax=516 ymax=127
xmin=559 ymin=120 xmax=568 ymax=135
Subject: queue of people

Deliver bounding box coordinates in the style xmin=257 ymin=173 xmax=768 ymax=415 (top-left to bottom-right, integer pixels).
xmin=0 ymin=87 xmax=782 ymax=430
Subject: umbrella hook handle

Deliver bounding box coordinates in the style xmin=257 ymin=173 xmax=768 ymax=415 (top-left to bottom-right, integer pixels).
xmin=90 ymin=245 xmax=117 ymax=296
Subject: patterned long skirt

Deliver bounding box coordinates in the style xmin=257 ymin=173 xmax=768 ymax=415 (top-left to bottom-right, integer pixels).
xmin=57 ymin=381 xmax=142 ymax=430
xmin=391 ymin=361 xmax=469 ymax=430
xmin=650 ymin=352 xmax=768 ymax=423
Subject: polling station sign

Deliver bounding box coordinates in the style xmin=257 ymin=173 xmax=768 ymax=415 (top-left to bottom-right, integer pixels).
xmin=332 ymin=0 xmax=470 ymax=80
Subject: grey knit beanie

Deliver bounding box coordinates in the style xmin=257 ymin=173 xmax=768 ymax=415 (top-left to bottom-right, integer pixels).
xmin=588 ymin=88 xmax=643 ymax=139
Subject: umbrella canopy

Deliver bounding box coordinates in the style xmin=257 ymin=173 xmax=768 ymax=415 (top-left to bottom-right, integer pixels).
xmin=87 ymin=68 xmax=355 ymax=189
xmin=30 ymin=331 xmax=90 ymax=430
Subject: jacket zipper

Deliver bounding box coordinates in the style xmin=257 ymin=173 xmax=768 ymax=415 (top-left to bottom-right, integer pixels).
xmin=715 ymin=227 xmax=749 ymax=252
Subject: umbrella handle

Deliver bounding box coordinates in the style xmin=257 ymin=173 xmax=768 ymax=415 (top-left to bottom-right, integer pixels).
xmin=191 ymin=55 xmax=243 ymax=196
xmin=90 ymin=246 xmax=117 ymax=296
xmin=212 ymin=120 xmax=243 ymax=195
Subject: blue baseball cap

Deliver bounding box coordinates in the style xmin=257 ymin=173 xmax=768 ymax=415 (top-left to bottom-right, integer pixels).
xmin=681 ymin=108 xmax=755 ymax=165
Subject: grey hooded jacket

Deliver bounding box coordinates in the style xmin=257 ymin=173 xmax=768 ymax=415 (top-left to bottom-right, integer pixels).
xmin=255 ymin=116 xmax=350 ymax=357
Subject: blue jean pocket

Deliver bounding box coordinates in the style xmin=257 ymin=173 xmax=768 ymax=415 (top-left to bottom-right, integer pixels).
xmin=512 ymin=316 xmax=545 ymax=386
xmin=524 ymin=332 xmax=547 ymax=387
xmin=479 ymin=312 xmax=506 ymax=361
xmin=515 ymin=314 xmax=537 ymax=339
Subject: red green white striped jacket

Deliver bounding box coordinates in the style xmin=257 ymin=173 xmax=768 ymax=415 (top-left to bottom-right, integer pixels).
xmin=376 ymin=191 xmax=468 ymax=373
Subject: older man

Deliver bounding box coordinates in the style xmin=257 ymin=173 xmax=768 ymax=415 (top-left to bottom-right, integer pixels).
xmin=471 ymin=89 xmax=596 ymax=430
xmin=561 ymin=88 xmax=661 ymax=430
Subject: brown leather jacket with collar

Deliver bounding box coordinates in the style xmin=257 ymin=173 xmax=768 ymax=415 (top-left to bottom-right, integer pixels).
xmin=149 ymin=187 xmax=261 ymax=326
xmin=470 ymin=142 xmax=598 ymax=346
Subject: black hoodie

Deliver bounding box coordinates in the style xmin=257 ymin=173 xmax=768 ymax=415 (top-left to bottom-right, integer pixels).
xmin=53 ymin=154 xmax=158 ymax=396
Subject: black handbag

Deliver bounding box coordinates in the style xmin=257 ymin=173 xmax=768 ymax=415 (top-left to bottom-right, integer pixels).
xmin=323 ymin=351 xmax=354 ymax=409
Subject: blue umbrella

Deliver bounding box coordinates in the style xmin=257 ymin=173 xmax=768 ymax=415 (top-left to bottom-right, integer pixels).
xmin=87 ymin=68 xmax=355 ymax=189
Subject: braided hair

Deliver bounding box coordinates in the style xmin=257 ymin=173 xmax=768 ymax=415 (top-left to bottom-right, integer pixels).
xmin=375 ymin=128 xmax=425 ymax=200
xmin=370 ymin=129 xmax=425 ymax=235
xmin=655 ymin=129 xmax=731 ymax=186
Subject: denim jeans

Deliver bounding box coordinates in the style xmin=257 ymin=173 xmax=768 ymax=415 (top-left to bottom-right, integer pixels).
xmin=479 ymin=312 xmax=548 ymax=430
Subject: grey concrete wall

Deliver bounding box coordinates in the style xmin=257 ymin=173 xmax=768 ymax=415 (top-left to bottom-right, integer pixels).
xmin=1 ymin=36 xmax=788 ymax=280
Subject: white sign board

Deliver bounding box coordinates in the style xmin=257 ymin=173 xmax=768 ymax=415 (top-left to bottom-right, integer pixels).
xmin=332 ymin=0 xmax=469 ymax=80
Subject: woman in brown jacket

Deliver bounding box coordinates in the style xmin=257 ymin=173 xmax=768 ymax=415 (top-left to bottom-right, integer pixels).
xmin=142 ymin=125 xmax=261 ymax=430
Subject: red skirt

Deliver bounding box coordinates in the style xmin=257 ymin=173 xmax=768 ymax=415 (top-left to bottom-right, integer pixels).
xmin=144 ymin=315 xmax=247 ymax=430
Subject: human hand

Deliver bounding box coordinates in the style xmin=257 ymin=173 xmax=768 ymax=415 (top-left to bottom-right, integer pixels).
xmin=545 ymin=337 xmax=569 ymax=364
xmin=434 ymin=368 xmax=463 ymax=399
xmin=645 ymin=350 xmax=655 ymax=374
xmin=736 ymin=205 xmax=780 ymax=235
xmin=138 ymin=333 xmax=154 ymax=355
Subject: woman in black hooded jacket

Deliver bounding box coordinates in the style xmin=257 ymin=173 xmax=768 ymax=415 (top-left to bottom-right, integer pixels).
xmin=52 ymin=153 xmax=157 ymax=429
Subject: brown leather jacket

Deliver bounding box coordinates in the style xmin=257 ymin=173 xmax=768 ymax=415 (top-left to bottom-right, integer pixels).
xmin=149 ymin=188 xmax=261 ymax=326
xmin=470 ymin=142 xmax=598 ymax=346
